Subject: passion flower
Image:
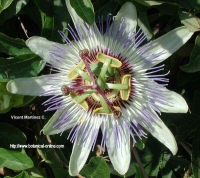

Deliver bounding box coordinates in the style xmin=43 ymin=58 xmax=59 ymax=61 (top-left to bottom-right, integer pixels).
xmin=6 ymin=1 xmax=193 ymax=176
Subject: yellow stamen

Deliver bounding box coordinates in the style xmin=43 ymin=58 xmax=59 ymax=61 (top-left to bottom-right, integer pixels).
xmin=120 ymin=74 xmax=131 ymax=100
xmin=96 ymin=52 xmax=122 ymax=68
xmin=67 ymin=60 xmax=85 ymax=80
xmin=93 ymin=106 xmax=121 ymax=115
xmin=70 ymin=92 xmax=88 ymax=111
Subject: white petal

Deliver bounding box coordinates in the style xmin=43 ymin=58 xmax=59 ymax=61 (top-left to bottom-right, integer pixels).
xmin=42 ymin=108 xmax=75 ymax=135
xmin=26 ymin=36 xmax=63 ymax=64
xmin=42 ymin=101 xmax=82 ymax=135
xmin=104 ymin=119 xmax=130 ymax=175
xmin=142 ymin=26 xmax=193 ymax=68
xmin=42 ymin=109 xmax=62 ymax=135
xmin=135 ymin=110 xmax=178 ymax=155
xmin=156 ymin=89 xmax=188 ymax=113
xmin=69 ymin=115 xmax=102 ymax=176
xmin=69 ymin=132 xmax=94 ymax=176
xmin=6 ymin=75 xmax=55 ymax=96
xmin=113 ymin=2 xmax=137 ymax=35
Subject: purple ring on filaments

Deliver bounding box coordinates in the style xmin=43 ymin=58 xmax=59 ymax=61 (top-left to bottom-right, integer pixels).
xmin=41 ymin=14 xmax=171 ymax=151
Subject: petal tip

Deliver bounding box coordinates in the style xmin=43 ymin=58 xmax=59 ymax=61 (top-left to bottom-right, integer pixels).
xmin=114 ymin=1 xmax=137 ymax=34
xmin=6 ymin=80 xmax=17 ymax=94
xmin=170 ymin=91 xmax=189 ymax=113
xmin=25 ymin=36 xmax=40 ymax=48
xmin=171 ymin=146 xmax=178 ymax=155
xmin=69 ymin=167 xmax=78 ymax=177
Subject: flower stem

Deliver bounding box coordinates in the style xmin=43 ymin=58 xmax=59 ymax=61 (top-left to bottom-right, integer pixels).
xmin=131 ymin=147 xmax=148 ymax=178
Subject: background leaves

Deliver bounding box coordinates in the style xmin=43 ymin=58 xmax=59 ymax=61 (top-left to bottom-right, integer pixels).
xmin=0 ymin=0 xmax=200 ymax=177
xmin=0 ymin=148 xmax=34 ymax=171
xmin=181 ymin=35 xmax=200 ymax=72
xmin=80 ymin=157 xmax=110 ymax=177
xmin=70 ymin=0 xmax=95 ymax=25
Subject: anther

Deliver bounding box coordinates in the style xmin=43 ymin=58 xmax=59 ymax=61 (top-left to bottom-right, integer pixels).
xmin=79 ymin=49 xmax=89 ymax=59
xmin=61 ymin=85 xmax=71 ymax=95
xmin=113 ymin=110 xmax=122 ymax=119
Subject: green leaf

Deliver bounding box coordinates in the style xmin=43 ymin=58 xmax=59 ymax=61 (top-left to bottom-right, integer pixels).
xmin=16 ymin=96 xmax=35 ymax=108
xmin=0 ymin=0 xmax=28 ymax=25
xmin=179 ymin=11 xmax=200 ymax=32
xmin=0 ymin=82 xmax=24 ymax=113
xmin=181 ymin=35 xmax=200 ymax=73
xmin=134 ymin=164 xmax=143 ymax=178
xmin=158 ymin=2 xmax=179 ymax=16
xmin=159 ymin=152 xmax=190 ymax=176
xmin=115 ymin=0 xmax=130 ymax=5
xmin=108 ymin=163 xmax=122 ymax=177
xmin=167 ymin=156 xmax=190 ymax=175
xmin=16 ymin=0 xmax=28 ymax=13
xmin=0 ymin=0 xmax=14 ymax=13
xmin=160 ymin=168 xmax=176 ymax=178
xmin=170 ymin=0 xmax=200 ymax=10
xmin=21 ymin=0 xmax=42 ymax=29
xmin=175 ymin=114 xmax=198 ymax=142
xmin=0 ymin=148 xmax=34 ymax=170
xmin=80 ymin=157 xmax=110 ymax=178
xmin=0 ymin=54 xmax=45 ymax=82
xmin=14 ymin=171 xmax=29 ymax=178
xmin=34 ymin=0 xmax=70 ymax=42
xmin=109 ymin=162 xmax=139 ymax=177
xmin=0 ymin=123 xmax=26 ymax=150
xmin=159 ymin=154 xmax=171 ymax=169
xmin=0 ymin=82 xmax=35 ymax=111
xmin=136 ymin=4 xmax=153 ymax=41
xmin=40 ymin=14 xmax=55 ymax=41
xmin=135 ymin=137 xmax=146 ymax=150
xmin=135 ymin=136 xmax=162 ymax=177
xmin=125 ymin=164 xmax=136 ymax=177
xmin=37 ymin=138 xmax=69 ymax=178
xmin=70 ymin=0 xmax=95 ymax=25
xmin=0 ymin=33 xmax=31 ymax=56
xmin=162 ymin=111 xmax=198 ymax=143
xmin=94 ymin=0 xmax=118 ymax=22
xmin=26 ymin=167 xmax=44 ymax=178
xmin=192 ymin=124 xmax=200 ymax=178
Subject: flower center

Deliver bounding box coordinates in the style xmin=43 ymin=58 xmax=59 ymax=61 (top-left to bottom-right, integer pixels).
xmin=62 ymin=49 xmax=132 ymax=119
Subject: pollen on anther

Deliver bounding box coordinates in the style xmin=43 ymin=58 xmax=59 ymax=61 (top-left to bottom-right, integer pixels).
xmin=79 ymin=49 xmax=89 ymax=58
xmin=61 ymin=85 xmax=70 ymax=95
